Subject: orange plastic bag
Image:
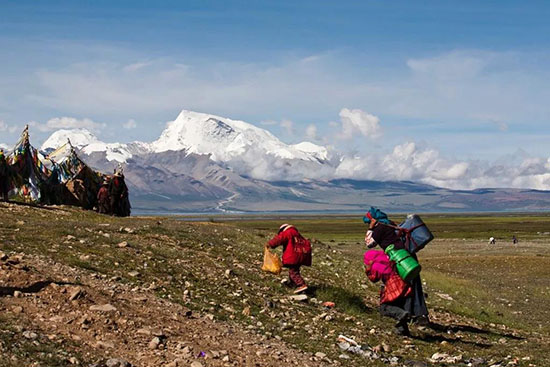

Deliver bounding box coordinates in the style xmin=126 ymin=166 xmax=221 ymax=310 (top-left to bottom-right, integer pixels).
xmin=261 ymin=247 xmax=282 ymax=275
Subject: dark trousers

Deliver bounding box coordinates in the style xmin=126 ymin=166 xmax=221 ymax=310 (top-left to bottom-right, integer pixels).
xmin=288 ymin=265 xmax=305 ymax=287
xmin=380 ymin=300 xmax=410 ymax=335
xmin=403 ymin=274 xmax=429 ymax=318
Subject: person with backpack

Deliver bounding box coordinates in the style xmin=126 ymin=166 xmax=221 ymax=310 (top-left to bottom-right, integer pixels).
xmin=363 ymin=207 xmax=430 ymax=326
xmin=364 ymin=249 xmax=412 ymax=335
xmin=267 ymin=224 xmax=312 ymax=294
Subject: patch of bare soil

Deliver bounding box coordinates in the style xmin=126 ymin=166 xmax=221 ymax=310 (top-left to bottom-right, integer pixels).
xmin=0 ymin=252 xmax=326 ymax=367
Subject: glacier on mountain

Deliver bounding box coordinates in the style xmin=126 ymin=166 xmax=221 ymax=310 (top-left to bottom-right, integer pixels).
xmin=150 ymin=110 xmax=329 ymax=163
xmin=41 ymin=128 xmax=151 ymax=162
xmin=40 ymin=110 xmax=333 ymax=180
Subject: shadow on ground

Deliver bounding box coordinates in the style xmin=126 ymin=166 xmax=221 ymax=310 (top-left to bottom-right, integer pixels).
xmin=309 ymin=284 xmax=374 ymax=315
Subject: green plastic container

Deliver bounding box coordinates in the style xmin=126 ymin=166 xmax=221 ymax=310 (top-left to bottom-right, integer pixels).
xmin=385 ymin=244 xmax=422 ymax=282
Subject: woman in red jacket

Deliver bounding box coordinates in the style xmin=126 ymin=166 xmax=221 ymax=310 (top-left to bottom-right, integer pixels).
xmin=267 ymin=224 xmax=312 ymax=294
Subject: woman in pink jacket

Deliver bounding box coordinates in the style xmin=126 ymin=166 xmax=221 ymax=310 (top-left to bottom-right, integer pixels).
xmin=364 ymin=250 xmax=412 ymax=335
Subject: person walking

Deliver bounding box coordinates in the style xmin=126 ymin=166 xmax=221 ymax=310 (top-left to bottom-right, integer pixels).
xmin=108 ymin=169 xmax=130 ymax=216
xmin=97 ymin=180 xmax=111 ymax=214
xmin=267 ymin=224 xmax=312 ymax=294
xmin=363 ymin=207 xmax=430 ymax=326
xmin=364 ymin=249 xmax=412 ymax=335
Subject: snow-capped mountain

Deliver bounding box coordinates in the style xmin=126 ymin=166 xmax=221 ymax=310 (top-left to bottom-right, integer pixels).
xmin=29 ymin=110 xmax=550 ymax=214
xmin=150 ymin=110 xmax=329 ymax=163
xmin=41 ymin=110 xmax=333 ymax=180
xmin=41 ymin=128 xmax=151 ymax=162
xmin=41 ymin=129 xmax=100 ymax=150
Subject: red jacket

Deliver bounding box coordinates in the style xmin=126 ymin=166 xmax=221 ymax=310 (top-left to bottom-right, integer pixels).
xmin=267 ymin=226 xmax=312 ymax=267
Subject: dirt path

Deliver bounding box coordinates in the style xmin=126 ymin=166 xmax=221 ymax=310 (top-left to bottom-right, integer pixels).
xmin=0 ymin=252 xmax=328 ymax=367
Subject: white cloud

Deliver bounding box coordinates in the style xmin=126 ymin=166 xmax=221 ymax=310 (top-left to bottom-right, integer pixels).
xmin=123 ymin=61 xmax=152 ymax=73
xmin=30 ymin=117 xmax=106 ymax=132
xmin=123 ymin=119 xmax=137 ymax=129
xmin=0 ymin=120 xmax=18 ymax=133
xmin=492 ymin=120 xmax=509 ymax=132
xmin=280 ymin=119 xmax=294 ymax=136
xmin=338 ymin=108 xmax=382 ymax=140
xmin=305 ymin=124 xmax=317 ymax=140
xmin=407 ymin=50 xmax=491 ymax=80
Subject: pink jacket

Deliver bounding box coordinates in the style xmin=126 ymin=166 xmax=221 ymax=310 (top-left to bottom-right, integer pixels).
xmin=363 ymin=250 xmax=393 ymax=282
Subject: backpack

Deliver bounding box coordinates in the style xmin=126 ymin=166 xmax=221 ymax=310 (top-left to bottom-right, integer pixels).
xmin=396 ymin=214 xmax=434 ymax=253
xmin=292 ymin=235 xmax=312 ymax=266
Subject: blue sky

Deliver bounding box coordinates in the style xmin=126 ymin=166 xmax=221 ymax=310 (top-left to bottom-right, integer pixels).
xmin=1 ymin=1 xmax=550 ymax=184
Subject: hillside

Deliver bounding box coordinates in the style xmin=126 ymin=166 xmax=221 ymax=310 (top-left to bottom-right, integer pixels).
xmin=1 ymin=202 xmax=550 ymax=366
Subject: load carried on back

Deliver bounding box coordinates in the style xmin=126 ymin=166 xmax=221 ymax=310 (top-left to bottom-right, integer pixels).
xmin=362 ymin=206 xmax=433 ymax=332
xmin=363 ymin=207 xmax=434 ymax=253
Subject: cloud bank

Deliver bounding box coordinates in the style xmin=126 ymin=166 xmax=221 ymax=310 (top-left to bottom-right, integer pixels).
xmin=30 ymin=117 xmax=106 ymax=132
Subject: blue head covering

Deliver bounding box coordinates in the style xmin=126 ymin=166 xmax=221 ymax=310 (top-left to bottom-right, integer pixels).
xmin=362 ymin=206 xmax=391 ymax=225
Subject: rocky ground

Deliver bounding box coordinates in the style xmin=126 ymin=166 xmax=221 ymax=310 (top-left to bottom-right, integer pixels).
xmin=1 ymin=202 xmax=549 ymax=367
xmin=0 ymin=251 xmax=327 ymax=367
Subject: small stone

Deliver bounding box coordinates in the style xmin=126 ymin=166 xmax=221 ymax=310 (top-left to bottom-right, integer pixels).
xmin=49 ymin=316 xmax=64 ymax=323
xmin=105 ymin=358 xmax=131 ymax=367
xmin=222 ymin=355 xmax=230 ymax=362
xmin=382 ymin=343 xmax=391 ymax=352
xmin=13 ymin=290 xmax=23 ymax=298
xmin=0 ymin=251 xmax=8 ymax=261
xmin=288 ymin=294 xmax=308 ymax=302
xmin=148 ymin=337 xmax=161 ymax=350
xmin=96 ymin=341 xmax=115 ymax=349
xmin=190 ymin=362 xmax=203 ymax=367
xmin=89 ymin=304 xmax=117 ymax=312
xmin=225 ymin=269 xmax=232 ymax=277
xmin=69 ymin=287 xmax=84 ymax=301
xmin=470 ymin=358 xmax=486 ymax=367
xmin=117 ymin=241 xmax=129 ymax=248
xmin=16 ymin=220 xmax=25 ymax=226
xmin=315 ymin=352 xmax=326 ymax=359
xmin=339 ymin=354 xmax=350 ymax=360
xmin=12 ymin=306 xmax=23 ymax=314
xmin=66 ymin=234 xmax=76 ymax=240
xmin=69 ymin=357 xmax=79 ymax=364
xmin=430 ymin=353 xmax=449 ymax=361
xmin=338 ymin=342 xmax=350 ymax=351
xmin=128 ymin=271 xmax=140 ymax=277
xmin=22 ymin=331 xmax=38 ymax=339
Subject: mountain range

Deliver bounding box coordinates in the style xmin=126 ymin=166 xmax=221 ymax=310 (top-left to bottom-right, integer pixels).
xmin=39 ymin=109 xmax=550 ymax=214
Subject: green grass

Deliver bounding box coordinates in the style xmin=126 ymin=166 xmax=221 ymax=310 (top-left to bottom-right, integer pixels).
xmin=2 ymin=206 xmax=550 ymax=366
xmin=0 ymin=315 xmax=83 ymax=367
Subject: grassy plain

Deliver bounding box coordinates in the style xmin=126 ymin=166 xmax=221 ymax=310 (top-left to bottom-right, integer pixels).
xmin=1 ymin=205 xmax=550 ymax=366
